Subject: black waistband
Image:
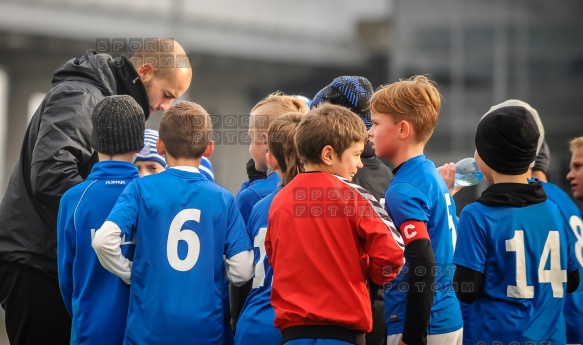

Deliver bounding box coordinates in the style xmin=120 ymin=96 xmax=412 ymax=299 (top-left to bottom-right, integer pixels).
xmin=282 ymin=325 xmax=366 ymax=345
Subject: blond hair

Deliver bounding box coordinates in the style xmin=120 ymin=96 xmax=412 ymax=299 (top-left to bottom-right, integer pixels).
xmin=370 ymin=75 xmax=441 ymax=143
xmin=250 ymin=92 xmax=309 ymax=130
xmin=569 ymin=136 xmax=583 ymax=153
xmin=295 ymin=103 xmax=368 ymax=165
xmin=159 ymin=101 xmax=212 ymax=159
xmin=267 ymin=112 xmax=305 ymax=186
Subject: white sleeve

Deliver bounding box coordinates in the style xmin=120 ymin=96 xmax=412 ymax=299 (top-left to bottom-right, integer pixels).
xmin=225 ymin=250 xmax=254 ymax=287
xmin=92 ymin=220 xmax=132 ymax=284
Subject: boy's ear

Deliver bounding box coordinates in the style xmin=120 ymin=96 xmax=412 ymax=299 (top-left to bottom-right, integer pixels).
xmin=203 ymin=140 xmax=215 ymax=158
xmin=320 ymin=145 xmax=334 ymax=166
xmin=261 ymin=132 xmax=269 ymax=151
xmin=156 ymin=138 xmax=166 ymax=156
xmin=398 ymin=120 xmax=411 ymax=139
xmin=266 ymin=152 xmax=279 ymax=171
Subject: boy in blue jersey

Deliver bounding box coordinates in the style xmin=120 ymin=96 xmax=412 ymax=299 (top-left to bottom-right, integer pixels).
xmin=135 ymin=128 xmax=230 ymax=345
xmin=368 ymin=75 xmax=462 ymax=345
xmin=235 ymin=112 xmax=305 ymax=345
xmin=92 ymin=101 xmax=254 ymax=345
xmin=230 ymin=93 xmax=309 ymax=330
xmin=236 ymin=93 xmax=309 ymax=225
xmin=565 ymin=136 xmax=583 ymax=344
xmin=453 ymin=101 xmax=580 ymax=345
xmin=57 ymin=95 xmax=145 ymax=345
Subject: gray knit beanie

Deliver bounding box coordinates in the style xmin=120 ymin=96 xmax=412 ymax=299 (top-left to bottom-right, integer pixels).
xmin=92 ymin=95 xmax=146 ymax=155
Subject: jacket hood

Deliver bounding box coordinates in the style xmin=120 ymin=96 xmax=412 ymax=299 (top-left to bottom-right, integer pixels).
xmin=477 ymin=181 xmax=547 ymax=207
xmin=52 ymin=50 xmax=151 ymax=120
xmin=52 ymin=49 xmax=117 ymax=97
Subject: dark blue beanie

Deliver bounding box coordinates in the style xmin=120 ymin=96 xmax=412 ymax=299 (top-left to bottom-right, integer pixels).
xmin=311 ymin=76 xmax=374 ymax=129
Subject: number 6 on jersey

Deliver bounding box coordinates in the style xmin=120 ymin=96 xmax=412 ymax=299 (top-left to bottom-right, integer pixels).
xmin=167 ymin=209 xmax=201 ymax=271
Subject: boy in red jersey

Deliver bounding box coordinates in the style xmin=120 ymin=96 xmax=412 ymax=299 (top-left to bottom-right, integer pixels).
xmin=265 ymin=103 xmax=405 ymax=345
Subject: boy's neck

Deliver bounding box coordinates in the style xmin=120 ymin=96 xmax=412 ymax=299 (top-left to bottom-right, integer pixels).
xmin=389 ymin=142 xmax=425 ymax=168
xmin=98 ymin=152 xmax=136 ymax=163
xmin=491 ymin=171 xmax=530 ymax=184
xmin=165 ymin=155 xmax=202 ymax=169
xmin=303 ymin=162 xmax=331 ymax=174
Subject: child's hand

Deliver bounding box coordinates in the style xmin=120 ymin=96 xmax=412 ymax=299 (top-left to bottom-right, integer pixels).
xmin=437 ymin=162 xmax=462 ymax=196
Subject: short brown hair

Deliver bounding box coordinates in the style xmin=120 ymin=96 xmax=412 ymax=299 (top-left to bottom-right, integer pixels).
xmin=295 ymin=103 xmax=368 ymax=165
xmin=267 ymin=112 xmax=305 ymax=186
xmin=159 ymin=101 xmax=212 ymax=159
xmin=370 ymin=75 xmax=441 ymax=143
xmin=569 ymin=136 xmax=583 ymax=153
xmin=251 ymin=92 xmax=309 ymax=130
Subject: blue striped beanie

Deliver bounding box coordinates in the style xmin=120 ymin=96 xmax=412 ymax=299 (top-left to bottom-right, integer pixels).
xmin=311 ymin=76 xmax=374 ymax=129
xmin=135 ymin=129 xmax=166 ymax=167
xmin=199 ymin=156 xmax=215 ymax=182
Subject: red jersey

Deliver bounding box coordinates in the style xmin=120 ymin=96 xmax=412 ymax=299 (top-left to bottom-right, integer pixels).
xmin=265 ymin=172 xmax=404 ymax=333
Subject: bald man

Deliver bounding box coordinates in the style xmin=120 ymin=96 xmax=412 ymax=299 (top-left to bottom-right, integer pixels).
xmin=0 ymin=38 xmax=192 ymax=345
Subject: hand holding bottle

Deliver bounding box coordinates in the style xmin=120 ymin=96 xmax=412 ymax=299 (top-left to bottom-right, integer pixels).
xmin=437 ymin=157 xmax=484 ymax=196
xmin=454 ymin=157 xmax=484 ymax=187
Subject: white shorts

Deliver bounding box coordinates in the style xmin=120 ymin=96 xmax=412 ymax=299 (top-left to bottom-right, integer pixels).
xmin=387 ymin=328 xmax=463 ymax=345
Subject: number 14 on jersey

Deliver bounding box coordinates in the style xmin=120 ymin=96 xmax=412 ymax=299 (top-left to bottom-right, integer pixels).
xmin=506 ymin=230 xmax=567 ymax=298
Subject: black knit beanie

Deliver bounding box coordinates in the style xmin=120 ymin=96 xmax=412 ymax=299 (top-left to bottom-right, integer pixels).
xmin=475 ymin=103 xmax=542 ymax=175
xmin=92 ymin=95 xmax=146 ymax=155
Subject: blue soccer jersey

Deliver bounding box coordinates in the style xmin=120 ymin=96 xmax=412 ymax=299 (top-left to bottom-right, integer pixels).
xmin=235 ymin=188 xmax=281 ymax=345
xmin=235 ymin=172 xmax=280 ymax=225
xmin=454 ymin=190 xmax=577 ymax=344
xmin=533 ymin=178 xmax=583 ymax=344
xmin=57 ymin=161 xmax=138 ymax=345
xmin=105 ymin=167 xmax=252 ymax=345
xmin=384 ymin=155 xmax=462 ymax=335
